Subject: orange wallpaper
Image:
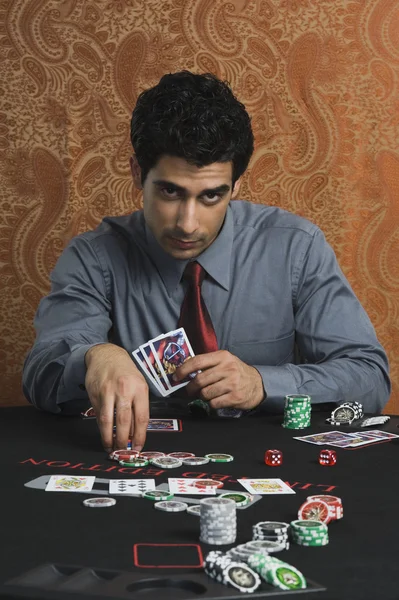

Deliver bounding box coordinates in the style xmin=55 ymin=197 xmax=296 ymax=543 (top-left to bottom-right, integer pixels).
xmin=0 ymin=0 xmax=398 ymax=412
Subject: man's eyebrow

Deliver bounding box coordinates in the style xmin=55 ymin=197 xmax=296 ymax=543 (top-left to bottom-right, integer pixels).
xmin=153 ymin=180 xmax=231 ymax=196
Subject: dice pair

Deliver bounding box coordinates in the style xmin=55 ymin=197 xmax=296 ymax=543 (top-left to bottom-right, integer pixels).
xmin=264 ymin=448 xmax=337 ymax=466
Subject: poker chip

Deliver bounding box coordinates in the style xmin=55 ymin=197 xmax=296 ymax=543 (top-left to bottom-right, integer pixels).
xmin=181 ymin=456 xmax=210 ymax=465
xmin=154 ymin=500 xmax=188 ymax=512
xmin=139 ymin=451 xmax=166 ymax=459
xmin=200 ymin=497 xmax=237 ymax=545
xmin=150 ymin=456 xmax=183 ymax=469
xmin=204 ymin=550 xmax=261 ymax=593
xmin=252 ymin=521 xmax=290 ymax=550
xmin=109 ymin=450 xmax=140 ymax=462
xmin=143 ymin=490 xmax=174 ymax=501
xmin=298 ymin=499 xmax=331 ymax=524
xmin=290 ymin=520 xmax=329 ymax=546
xmin=82 ymin=497 xmax=116 ymax=508
xmin=168 ymin=452 xmax=195 ymax=459
xmin=219 ymin=492 xmax=252 ymax=507
xmin=282 ymin=395 xmax=311 ymax=430
xmin=188 ymin=398 xmax=211 ymax=417
xmin=187 ymin=505 xmax=201 ymax=515
xmin=118 ymin=458 xmax=149 ymax=467
xmin=307 ymin=495 xmax=343 ymax=520
xmin=248 ymin=552 xmax=307 ymax=590
xmin=194 ymin=479 xmax=224 ymax=489
xmin=205 ymin=453 xmax=234 ymax=463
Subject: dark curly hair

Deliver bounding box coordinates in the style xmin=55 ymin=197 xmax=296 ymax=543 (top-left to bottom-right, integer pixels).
xmin=130 ymin=71 xmax=254 ymax=186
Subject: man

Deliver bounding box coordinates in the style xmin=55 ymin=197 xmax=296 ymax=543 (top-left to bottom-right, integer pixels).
xmin=23 ymin=71 xmax=390 ymax=454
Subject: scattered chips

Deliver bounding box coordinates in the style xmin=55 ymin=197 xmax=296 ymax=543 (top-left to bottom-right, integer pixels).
xmin=82 ymin=497 xmax=116 ymax=508
xmin=181 ymin=456 xmax=210 ymax=465
xmin=205 ymin=453 xmax=234 ymax=463
xmin=143 ymin=490 xmax=174 ymax=501
xmin=118 ymin=458 xmax=149 ymax=467
xmin=154 ymin=500 xmax=188 ymax=512
xmin=150 ymin=457 xmax=183 ymax=469
xmin=168 ymin=452 xmax=195 ymax=459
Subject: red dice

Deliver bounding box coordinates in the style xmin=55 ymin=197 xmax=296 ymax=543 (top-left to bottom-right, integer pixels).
xmin=319 ymin=449 xmax=337 ymax=466
xmin=265 ymin=449 xmax=283 ymax=466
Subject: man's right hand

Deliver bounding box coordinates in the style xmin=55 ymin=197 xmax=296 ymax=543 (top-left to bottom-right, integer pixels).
xmin=84 ymin=343 xmax=149 ymax=454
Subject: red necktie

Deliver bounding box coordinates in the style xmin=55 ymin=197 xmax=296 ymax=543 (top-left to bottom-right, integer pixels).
xmin=178 ymin=262 xmax=243 ymax=418
xmin=178 ymin=261 xmax=218 ymax=355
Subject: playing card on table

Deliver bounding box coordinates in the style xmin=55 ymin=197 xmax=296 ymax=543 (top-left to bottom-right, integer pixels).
xmin=147 ymin=419 xmax=181 ymax=431
xmin=168 ymin=478 xmax=216 ymax=495
xmin=238 ymin=479 xmax=295 ymax=495
xmin=150 ymin=328 xmax=198 ymax=393
xmin=46 ymin=475 xmax=96 ymax=492
xmin=109 ymin=479 xmax=156 ymax=496
xmin=293 ymin=431 xmax=352 ymax=446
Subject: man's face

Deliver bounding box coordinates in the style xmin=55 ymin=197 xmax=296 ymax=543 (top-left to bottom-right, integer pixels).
xmin=130 ymin=155 xmax=241 ymax=260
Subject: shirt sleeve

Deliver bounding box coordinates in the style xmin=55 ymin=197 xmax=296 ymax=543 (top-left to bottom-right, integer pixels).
xmin=22 ymin=236 xmax=112 ymax=414
xmin=255 ymin=229 xmax=391 ymax=414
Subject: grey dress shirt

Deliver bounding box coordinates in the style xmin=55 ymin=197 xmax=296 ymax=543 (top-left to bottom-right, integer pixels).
xmin=23 ymin=201 xmax=390 ymax=414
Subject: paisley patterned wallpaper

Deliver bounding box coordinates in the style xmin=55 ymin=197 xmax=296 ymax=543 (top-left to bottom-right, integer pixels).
xmin=0 ymin=0 xmax=398 ymax=412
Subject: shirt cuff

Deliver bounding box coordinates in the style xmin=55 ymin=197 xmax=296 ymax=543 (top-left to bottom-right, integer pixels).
xmin=58 ymin=343 xmax=105 ymax=404
xmin=254 ymin=364 xmax=299 ymax=413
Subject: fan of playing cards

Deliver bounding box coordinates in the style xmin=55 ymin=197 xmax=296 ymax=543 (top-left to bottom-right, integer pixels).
xmin=132 ymin=328 xmax=198 ymax=396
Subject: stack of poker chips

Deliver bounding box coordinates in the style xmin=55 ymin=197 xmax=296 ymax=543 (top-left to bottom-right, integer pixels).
xmin=290 ymin=519 xmax=329 ymax=546
xmin=282 ymin=394 xmax=312 ymax=429
xmin=252 ymin=521 xmax=290 ymax=551
xmin=248 ymin=552 xmax=307 ymax=591
xmin=200 ymin=497 xmax=237 ymax=545
xmin=204 ymin=550 xmax=261 ymax=593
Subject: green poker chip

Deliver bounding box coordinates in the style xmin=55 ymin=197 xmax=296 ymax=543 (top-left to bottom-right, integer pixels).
xmin=118 ymin=458 xmax=149 ymax=467
xmin=205 ymin=453 xmax=234 ymax=463
xmin=143 ymin=490 xmax=174 ymax=501
xmin=219 ymin=492 xmax=252 ymax=507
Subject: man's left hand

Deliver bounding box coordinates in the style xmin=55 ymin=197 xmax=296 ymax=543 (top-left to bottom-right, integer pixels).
xmin=173 ymin=350 xmax=266 ymax=411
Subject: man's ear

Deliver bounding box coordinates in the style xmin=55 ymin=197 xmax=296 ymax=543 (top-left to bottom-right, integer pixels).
xmin=130 ymin=155 xmax=143 ymax=189
xmin=231 ymin=177 xmax=242 ymax=199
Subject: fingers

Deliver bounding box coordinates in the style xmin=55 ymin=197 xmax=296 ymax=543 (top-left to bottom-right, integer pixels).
xmin=131 ymin=382 xmax=150 ymax=452
xmin=174 ymin=351 xmax=222 ymax=382
xmin=114 ymin=399 xmax=133 ymax=451
xmin=93 ymin=392 xmax=116 ymax=453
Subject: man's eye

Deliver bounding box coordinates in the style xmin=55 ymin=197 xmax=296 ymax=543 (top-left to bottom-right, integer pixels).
xmin=203 ymin=193 xmax=222 ymax=203
xmin=161 ymin=187 xmax=179 ymax=197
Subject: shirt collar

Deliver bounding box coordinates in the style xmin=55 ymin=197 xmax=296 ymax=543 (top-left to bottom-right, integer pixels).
xmin=144 ymin=203 xmax=234 ymax=296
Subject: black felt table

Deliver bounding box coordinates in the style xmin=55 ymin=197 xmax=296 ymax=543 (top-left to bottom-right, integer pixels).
xmin=0 ymin=402 xmax=398 ymax=600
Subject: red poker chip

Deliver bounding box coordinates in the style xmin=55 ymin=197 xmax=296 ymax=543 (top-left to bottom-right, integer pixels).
xmin=168 ymin=452 xmax=196 ymax=459
xmin=139 ymin=451 xmax=166 ymax=459
xmin=298 ymin=499 xmax=331 ymax=524
xmin=194 ymin=479 xmax=224 ymax=489
xmin=109 ymin=450 xmax=140 ymax=462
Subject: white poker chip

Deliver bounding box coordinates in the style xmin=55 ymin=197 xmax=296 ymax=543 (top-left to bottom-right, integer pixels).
xmin=154 ymin=500 xmax=188 ymax=512
xmin=82 ymin=497 xmax=117 ymax=508
xmin=182 ymin=456 xmax=210 ymax=465
xmin=151 ymin=457 xmax=183 ymax=469
xmin=187 ymin=505 xmax=201 ymax=515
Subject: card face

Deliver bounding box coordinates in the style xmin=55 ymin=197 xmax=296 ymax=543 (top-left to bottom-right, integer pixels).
xmin=358 ymin=429 xmax=399 ymax=440
xmin=294 ymin=431 xmax=351 ymax=445
xmin=168 ymin=478 xmax=216 ymax=495
xmin=150 ymin=328 xmax=197 ymax=392
xmin=132 ymin=348 xmax=163 ymax=393
xmin=147 ymin=419 xmax=181 ymax=431
xmin=238 ymin=479 xmax=295 ymax=495
xmin=140 ymin=342 xmax=169 ymax=395
xmin=109 ymin=479 xmax=156 ymax=496
xmin=46 ymin=475 xmax=95 ymax=492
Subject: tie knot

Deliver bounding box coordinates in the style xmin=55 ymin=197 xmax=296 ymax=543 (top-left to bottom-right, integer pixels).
xmin=183 ymin=261 xmax=205 ymax=286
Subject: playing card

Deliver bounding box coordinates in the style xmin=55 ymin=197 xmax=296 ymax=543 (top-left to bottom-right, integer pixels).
xmin=46 ymin=475 xmax=95 ymax=492
xmin=132 ymin=348 xmax=164 ymax=394
xmin=293 ymin=431 xmax=352 ymax=445
xmin=139 ymin=342 xmax=169 ymax=395
xmin=147 ymin=419 xmax=182 ymax=431
xmin=109 ymin=479 xmax=156 ymax=496
xmin=150 ymin=328 xmax=197 ymax=392
xmin=168 ymin=478 xmax=216 ymax=495
xmin=357 ymin=429 xmax=399 ymax=440
xmin=237 ymin=479 xmax=295 ymax=495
